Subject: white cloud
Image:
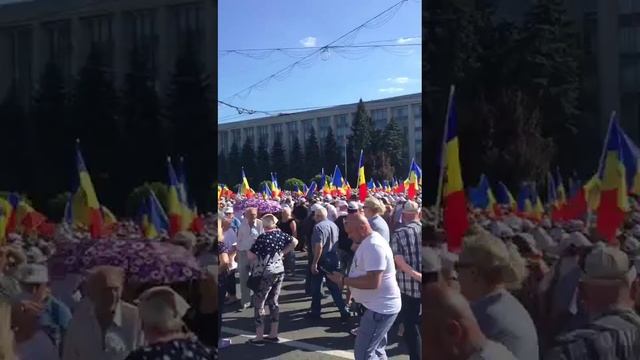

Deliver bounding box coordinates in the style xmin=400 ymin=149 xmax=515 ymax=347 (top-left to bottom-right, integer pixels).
xmin=299 ymin=36 xmax=317 ymax=47
xmin=379 ymin=87 xmax=405 ymax=93
xmin=396 ymin=36 xmax=421 ymax=44
xmin=387 ymin=77 xmax=410 ymax=84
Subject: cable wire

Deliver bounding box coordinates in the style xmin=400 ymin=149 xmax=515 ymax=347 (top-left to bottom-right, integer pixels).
xmin=221 ymin=0 xmax=409 ymax=102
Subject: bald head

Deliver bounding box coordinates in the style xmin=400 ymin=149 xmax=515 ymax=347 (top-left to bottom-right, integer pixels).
xmin=344 ymin=213 xmax=372 ymax=243
xmin=87 ymin=266 xmax=125 ymax=317
xmin=423 ymin=283 xmax=487 ymax=360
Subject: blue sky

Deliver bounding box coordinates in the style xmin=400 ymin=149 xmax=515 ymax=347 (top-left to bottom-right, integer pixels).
xmin=218 ymin=0 xmax=421 ymax=123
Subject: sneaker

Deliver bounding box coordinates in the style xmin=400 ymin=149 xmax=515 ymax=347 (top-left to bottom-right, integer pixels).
xmin=247 ymin=338 xmax=266 ymax=346
xmin=264 ymin=336 xmax=281 ymax=343
xmin=350 ymin=327 xmax=358 ymax=336
xmin=219 ymin=338 xmax=232 ymax=349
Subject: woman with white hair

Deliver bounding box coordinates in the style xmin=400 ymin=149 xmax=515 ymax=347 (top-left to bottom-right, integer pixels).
xmin=246 ymin=214 xmax=298 ymax=345
xmin=124 ymin=286 xmax=214 ymax=360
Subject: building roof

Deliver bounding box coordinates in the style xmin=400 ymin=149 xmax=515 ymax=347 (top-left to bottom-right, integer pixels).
xmin=218 ymin=92 xmax=421 ymax=130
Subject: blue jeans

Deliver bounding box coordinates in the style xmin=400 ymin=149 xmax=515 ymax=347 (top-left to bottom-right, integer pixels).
xmin=354 ymin=309 xmax=398 ymax=360
xmin=310 ymin=271 xmax=349 ymax=317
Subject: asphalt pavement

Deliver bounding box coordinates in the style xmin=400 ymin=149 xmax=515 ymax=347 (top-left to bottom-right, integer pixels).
xmin=219 ymin=251 xmax=410 ymax=360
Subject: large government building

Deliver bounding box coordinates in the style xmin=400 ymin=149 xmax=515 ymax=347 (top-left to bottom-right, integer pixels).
xmin=0 ymin=0 xmax=215 ymax=107
xmin=217 ymin=93 xmax=422 ymax=166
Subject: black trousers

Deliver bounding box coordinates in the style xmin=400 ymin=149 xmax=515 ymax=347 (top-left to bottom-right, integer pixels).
xmin=226 ymin=269 xmax=237 ymax=297
xmin=401 ymin=293 xmax=421 ymax=360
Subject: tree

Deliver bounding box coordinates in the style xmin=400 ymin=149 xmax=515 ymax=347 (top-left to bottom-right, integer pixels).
xmin=165 ymin=35 xmax=213 ymax=211
xmin=322 ymin=127 xmax=340 ymax=172
xmin=283 ymin=178 xmax=305 ymax=191
xmin=255 ymin=139 xmax=270 ymax=183
xmin=258 ymin=180 xmax=273 ymax=194
xmin=240 ymin=138 xmax=257 ymax=184
xmin=518 ymin=0 xmax=581 ymax=172
xmin=31 ymin=60 xmax=72 ymax=206
xmin=71 ymin=47 xmax=120 ymax=211
xmin=120 ymin=47 xmax=165 ymax=197
xmin=270 ymin=137 xmax=288 ymax=181
xmin=381 ymin=118 xmax=404 ymax=177
xmin=0 ymin=82 xmax=29 ymax=193
xmin=227 ymin=142 xmax=241 ymax=184
xmin=304 ymin=127 xmax=320 ymax=180
xmin=347 ymin=99 xmax=375 ymax=184
xmin=289 ymin=136 xmax=303 ymax=178
xmin=218 ymin=150 xmax=227 ymax=184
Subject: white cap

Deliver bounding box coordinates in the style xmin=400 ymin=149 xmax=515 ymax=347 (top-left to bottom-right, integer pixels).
xmin=223 ymin=207 xmax=234 ymax=214
xmin=583 ymin=243 xmax=634 ymax=283
xmin=15 ymin=264 xmax=49 ymax=284
xmin=310 ymin=203 xmax=324 ymax=213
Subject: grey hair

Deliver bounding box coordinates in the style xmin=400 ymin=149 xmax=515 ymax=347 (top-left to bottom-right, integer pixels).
xmin=138 ymin=296 xmax=184 ymax=332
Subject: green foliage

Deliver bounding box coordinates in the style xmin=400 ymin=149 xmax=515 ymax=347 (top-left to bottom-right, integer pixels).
xmin=0 ymin=82 xmax=29 ymax=194
xmin=283 ymin=178 xmax=305 ymax=191
xmin=289 ymin=137 xmax=303 ymax=178
xmin=227 ymin=142 xmax=241 ymax=184
xmin=258 ymin=180 xmax=273 ymax=194
xmin=125 ymin=182 xmax=169 ymax=218
xmin=241 ymin=138 xmax=257 ymax=184
xmin=47 ymin=192 xmax=71 ymax=221
xmin=310 ymin=174 xmax=324 ymax=187
xmin=322 ymin=127 xmax=340 ymax=173
xmin=304 ymin=127 xmax=320 ymax=180
xmin=347 ymin=99 xmax=375 ymax=185
xmin=270 ymin=137 xmax=288 ymax=181
xmin=256 ymin=139 xmax=271 ymax=183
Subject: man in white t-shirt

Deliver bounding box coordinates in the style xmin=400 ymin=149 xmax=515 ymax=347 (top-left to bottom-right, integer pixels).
xmin=327 ymin=213 xmax=401 ymax=360
xmin=222 ymin=218 xmax=239 ymax=305
xmin=236 ymin=207 xmax=264 ymax=309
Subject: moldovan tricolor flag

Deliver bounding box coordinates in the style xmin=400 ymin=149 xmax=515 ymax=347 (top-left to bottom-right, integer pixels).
xmin=166 ymin=157 xmax=183 ymax=237
xmin=441 ymin=87 xmax=469 ymax=252
xmin=357 ymin=150 xmax=367 ymax=202
xmin=240 ymin=168 xmax=255 ymax=198
xmin=71 ymin=141 xmax=103 ymax=239
xmin=407 ymin=158 xmax=420 ymax=200
xmin=596 ymin=115 xmax=630 ymax=243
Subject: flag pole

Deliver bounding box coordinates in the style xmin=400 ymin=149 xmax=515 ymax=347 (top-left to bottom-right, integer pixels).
xmin=586 ymin=110 xmax=616 ymax=229
xmin=435 ymin=84 xmax=455 ymax=224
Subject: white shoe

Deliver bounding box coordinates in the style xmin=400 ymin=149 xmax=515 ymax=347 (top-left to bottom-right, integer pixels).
xmin=219 ymin=338 xmax=232 ymax=349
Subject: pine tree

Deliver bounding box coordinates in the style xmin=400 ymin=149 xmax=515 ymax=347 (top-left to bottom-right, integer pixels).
xmin=0 ymin=82 xmax=29 ymax=192
xmin=120 ymin=47 xmax=164 ymax=193
xmin=289 ymin=136 xmax=303 ymax=179
xmin=256 ymin=139 xmax=270 ymax=183
xmin=382 ymin=118 xmax=404 ymax=178
xmin=166 ymin=35 xmax=213 ymax=210
xmin=270 ymin=136 xmax=288 ymax=181
xmin=227 ymin=142 xmax=241 ymax=184
xmin=322 ymin=127 xmax=340 ymax=172
xmin=241 ymin=138 xmax=257 ymax=185
xmin=304 ymin=127 xmax=321 ymax=180
xmin=347 ymin=99 xmax=374 ymax=184
xmin=31 ymin=60 xmax=72 ymax=205
xmin=71 ymin=47 xmax=120 ymax=210
xmin=218 ymin=150 xmax=227 ymax=184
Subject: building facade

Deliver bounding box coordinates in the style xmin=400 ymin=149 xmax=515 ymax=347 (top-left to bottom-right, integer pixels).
xmin=0 ymin=0 xmax=215 ymax=107
xmin=218 ymin=93 xmax=422 ymax=167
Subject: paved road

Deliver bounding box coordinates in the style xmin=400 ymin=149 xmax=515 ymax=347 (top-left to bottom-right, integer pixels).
xmin=220 ymin=252 xmax=410 ymax=360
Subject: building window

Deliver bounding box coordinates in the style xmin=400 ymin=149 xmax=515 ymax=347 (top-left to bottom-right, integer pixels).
xmin=9 ymin=27 xmax=32 ymax=107
xmin=371 ymin=109 xmax=387 ymax=130
xmin=392 ymin=105 xmax=409 ymax=129
xmin=271 ymin=123 xmax=282 ymax=139
xmin=86 ymin=15 xmax=113 ymax=68
xmin=287 ymin=121 xmax=298 ymax=148
xmin=318 ymin=116 xmax=330 ymax=139
xmin=232 ymin=129 xmax=241 ymax=146
xmin=243 ymin=127 xmax=254 ymax=144
xmin=302 ymin=119 xmax=314 ymax=135
xmin=129 ymin=10 xmax=157 ymax=76
xmin=220 ymin=131 xmax=228 ymax=153
xmin=43 ymin=21 xmax=72 ymax=83
xmin=173 ymin=3 xmax=203 ymax=54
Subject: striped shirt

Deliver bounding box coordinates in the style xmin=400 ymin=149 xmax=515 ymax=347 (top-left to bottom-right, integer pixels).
xmin=545 ymin=308 xmax=640 ymax=360
xmin=390 ymin=221 xmax=421 ymax=298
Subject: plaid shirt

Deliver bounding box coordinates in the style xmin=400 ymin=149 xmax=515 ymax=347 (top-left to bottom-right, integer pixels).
xmin=545 ymin=308 xmax=640 ymax=360
xmin=390 ymin=221 xmax=421 ymax=298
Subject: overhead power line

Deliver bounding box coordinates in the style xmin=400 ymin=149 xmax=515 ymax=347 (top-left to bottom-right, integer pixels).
xmin=222 ymin=0 xmax=409 ymax=102
xmin=219 ymin=43 xmax=420 ymax=60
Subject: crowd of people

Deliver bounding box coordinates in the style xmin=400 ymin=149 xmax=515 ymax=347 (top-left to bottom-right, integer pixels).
xmin=0 ymin=220 xmax=217 ymax=360
xmin=217 ymin=191 xmax=423 ymax=360
xmin=422 ymin=201 xmax=640 ymax=360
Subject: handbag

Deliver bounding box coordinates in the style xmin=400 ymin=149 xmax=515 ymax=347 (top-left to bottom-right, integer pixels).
xmin=247 ymin=254 xmax=272 ymax=292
